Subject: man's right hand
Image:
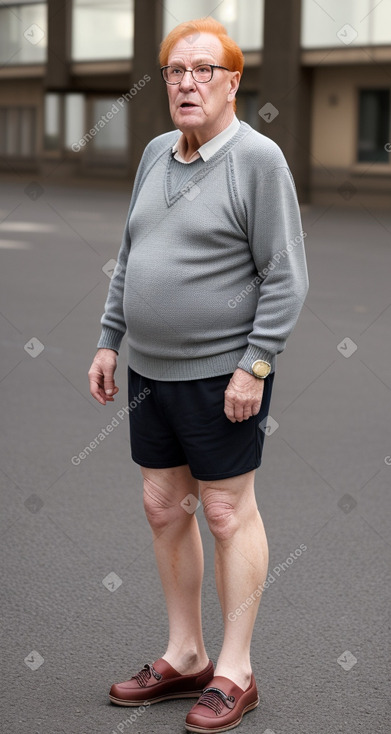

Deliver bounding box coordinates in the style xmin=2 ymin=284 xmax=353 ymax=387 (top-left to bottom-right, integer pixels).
xmin=88 ymin=348 xmax=119 ymax=405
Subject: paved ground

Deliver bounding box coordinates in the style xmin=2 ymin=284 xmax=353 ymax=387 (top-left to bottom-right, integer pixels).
xmin=0 ymin=177 xmax=390 ymax=734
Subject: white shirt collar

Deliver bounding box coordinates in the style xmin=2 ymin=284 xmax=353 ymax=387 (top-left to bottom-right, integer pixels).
xmin=172 ymin=116 xmax=240 ymax=164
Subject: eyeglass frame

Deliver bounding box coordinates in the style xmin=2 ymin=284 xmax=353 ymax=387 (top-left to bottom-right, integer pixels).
xmin=160 ymin=64 xmax=231 ymax=85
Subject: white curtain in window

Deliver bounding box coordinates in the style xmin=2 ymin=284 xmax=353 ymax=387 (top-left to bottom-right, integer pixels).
xmin=163 ymin=0 xmax=263 ymax=50
xmin=90 ymin=98 xmax=128 ymax=151
xmin=65 ymin=94 xmax=85 ymax=150
xmin=0 ymin=4 xmax=46 ymax=65
xmin=301 ymin=0 xmax=391 ymax=47
xmin=72 ymin=0 xmax=133 ymax=60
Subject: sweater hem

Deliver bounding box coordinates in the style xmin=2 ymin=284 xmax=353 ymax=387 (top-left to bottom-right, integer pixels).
xmin=127 ymin=344 xmax=276 ymax=381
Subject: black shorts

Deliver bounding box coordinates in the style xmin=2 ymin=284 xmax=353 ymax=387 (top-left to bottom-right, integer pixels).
xmin=127 ymin=366 xmax=275 ymax=481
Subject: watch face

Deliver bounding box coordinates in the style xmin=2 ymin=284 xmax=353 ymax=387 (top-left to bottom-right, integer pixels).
xmin=252 ymin=360 xmax=271 ymax=378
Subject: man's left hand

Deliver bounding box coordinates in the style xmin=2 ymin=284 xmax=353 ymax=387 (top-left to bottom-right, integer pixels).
xmin=224 ymin=368 xmax=265 ymax=423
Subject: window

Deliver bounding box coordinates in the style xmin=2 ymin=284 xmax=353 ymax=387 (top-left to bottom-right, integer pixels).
xmin=88 ymin=98 xmax=128 ymax=153
xmin=301 ymin=0 xmax=391 ymax=48
xmin=44 ymin=93 xmax=61 ymax=150
xmin=44 ymin=94 xmax=87 ymax=153
xmin=358 ymin=89 xmax=390 ymax=163
xmin=72 ymin=0 xmax=133 ymax=61
xmin=163 ymin=0 xmax=263 ymax=50
xmin=0 ymin=107 xmax=36 ymax=156
xmin=63 ymin=95 xmax=128 ymax=156
xmin=236 ymin=93 xmax=260 ymax=130
xmin=0 ymin=3 xmax=47 ymax=65
xmin=63 ymin=94 xmax=85 ymax=151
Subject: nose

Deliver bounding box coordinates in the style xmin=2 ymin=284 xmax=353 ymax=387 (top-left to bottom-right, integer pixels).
xmin=178 ymin=69 xmax=197 ymax=92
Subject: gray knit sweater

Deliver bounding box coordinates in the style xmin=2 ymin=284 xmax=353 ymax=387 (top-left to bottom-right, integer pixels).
xmin=97 ymin=121 xmax=309 ymax=380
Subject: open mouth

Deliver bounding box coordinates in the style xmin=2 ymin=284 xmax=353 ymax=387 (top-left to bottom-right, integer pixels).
xmin=180 ymin=102 xmax=197 ymax=108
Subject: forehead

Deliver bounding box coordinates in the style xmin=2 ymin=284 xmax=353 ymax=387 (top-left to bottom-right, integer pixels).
xmin=168 ymin=32 xmax=224 ymax=65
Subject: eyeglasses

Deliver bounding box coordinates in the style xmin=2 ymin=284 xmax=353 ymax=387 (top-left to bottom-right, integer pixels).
xmin=160 ymin=64 xmax=230 ymax=85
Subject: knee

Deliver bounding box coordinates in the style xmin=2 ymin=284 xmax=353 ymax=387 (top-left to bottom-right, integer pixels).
xmin=202 ymin=490 xmax=239 ymax=542
xmin=143 ymin=477 xmax=184 ymax=531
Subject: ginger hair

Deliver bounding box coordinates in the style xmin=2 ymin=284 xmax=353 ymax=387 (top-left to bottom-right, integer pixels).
xmin=159 ymin=17 xmax=244 ymax=111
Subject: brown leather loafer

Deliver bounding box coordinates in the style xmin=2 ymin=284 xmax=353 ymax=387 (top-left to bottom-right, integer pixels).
xmin=109 ymin=658 xmax=214 ymax=706
xmin=185 ymin=674 xmax=259 ymax=732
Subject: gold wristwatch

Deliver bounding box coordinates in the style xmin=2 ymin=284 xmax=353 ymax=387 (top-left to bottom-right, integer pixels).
xmin=251 ymin=360 xmax=271 ymax=379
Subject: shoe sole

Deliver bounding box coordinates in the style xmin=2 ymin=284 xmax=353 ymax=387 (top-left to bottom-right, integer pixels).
xmin=184 ymin=696 xmax=259 ymax=733
xmin=109 ymin=690 xmax=206 ymax=706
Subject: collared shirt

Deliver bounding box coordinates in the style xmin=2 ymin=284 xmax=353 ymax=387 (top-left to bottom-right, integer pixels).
xmin=172 ymin=115 xmax=241 ymax=164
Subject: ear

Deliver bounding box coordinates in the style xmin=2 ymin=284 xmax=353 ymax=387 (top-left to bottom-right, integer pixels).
xmin=227 ymin=71 xmax=241 ymax=102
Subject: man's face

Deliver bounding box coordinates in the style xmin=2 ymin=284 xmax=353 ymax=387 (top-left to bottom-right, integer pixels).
xmin=165 ymin=32 xmax=239 ymax=134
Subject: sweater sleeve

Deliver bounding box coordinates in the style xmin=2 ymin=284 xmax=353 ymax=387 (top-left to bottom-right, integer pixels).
xmin=96 ymin=145 xmax=151 ymax=353
xmin=236 ymin=164 xmax=309 ymax=374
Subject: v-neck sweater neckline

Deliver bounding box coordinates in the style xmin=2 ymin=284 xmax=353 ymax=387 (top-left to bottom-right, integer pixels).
xmin=164 ymin=122 xmax=251 ymax=207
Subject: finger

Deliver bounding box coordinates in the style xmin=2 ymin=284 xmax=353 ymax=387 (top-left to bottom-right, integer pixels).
xmin=103 ymin=371 xmax=117 ymax=397
xmin=224 ymin=395 xmax=237 ymax=423
xmin=88 ymin=368 xmax=103 ymax=395
xmin=232 ymin=401 xmax=245 ymax=422
xmin=237 ymin=394 xmax=256 ymax=421
xmin=233 ymin=400 xmax=257 ymax=422
xmin=89 ymin=377 xmax=107 ymax=405
xmin=88 ymin=365 xmax=116 ymax=404
xmin=103 ymin=387 xmax=119 ymax=402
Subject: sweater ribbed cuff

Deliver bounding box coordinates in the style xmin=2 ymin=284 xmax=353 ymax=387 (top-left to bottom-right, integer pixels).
xmin=97 ymin=326 xmax=124 ymax=354
xmin=236 ymin=344 xmax=275 ymax=375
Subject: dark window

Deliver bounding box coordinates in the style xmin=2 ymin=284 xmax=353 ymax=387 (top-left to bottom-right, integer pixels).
xmin=358 ymin=89 xmax=390 ymax=163
xmin=236 ymin=93 xmax=260 ymax=131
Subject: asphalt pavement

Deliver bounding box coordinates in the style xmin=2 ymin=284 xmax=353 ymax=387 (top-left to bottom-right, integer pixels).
xmin=0 ymin=177 xmax=390 ymax=734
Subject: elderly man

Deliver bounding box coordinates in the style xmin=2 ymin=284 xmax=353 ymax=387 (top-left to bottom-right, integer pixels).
xmin=88 ymin=16 xmax=308 ymax=734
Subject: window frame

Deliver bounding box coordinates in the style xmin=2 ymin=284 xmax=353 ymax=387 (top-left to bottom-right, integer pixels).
xmin=356 ymin=86 xmax=391 ymax=165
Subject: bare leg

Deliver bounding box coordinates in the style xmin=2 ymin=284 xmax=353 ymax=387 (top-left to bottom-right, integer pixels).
xmin=199 ymin=470 xmax=268 ymax=690
xmin=140 ymin=465 xmax=210 ymax=674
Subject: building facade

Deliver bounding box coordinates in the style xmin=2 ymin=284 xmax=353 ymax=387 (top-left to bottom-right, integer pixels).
xmin=0 ymin=0 xmax=390 ymax=205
